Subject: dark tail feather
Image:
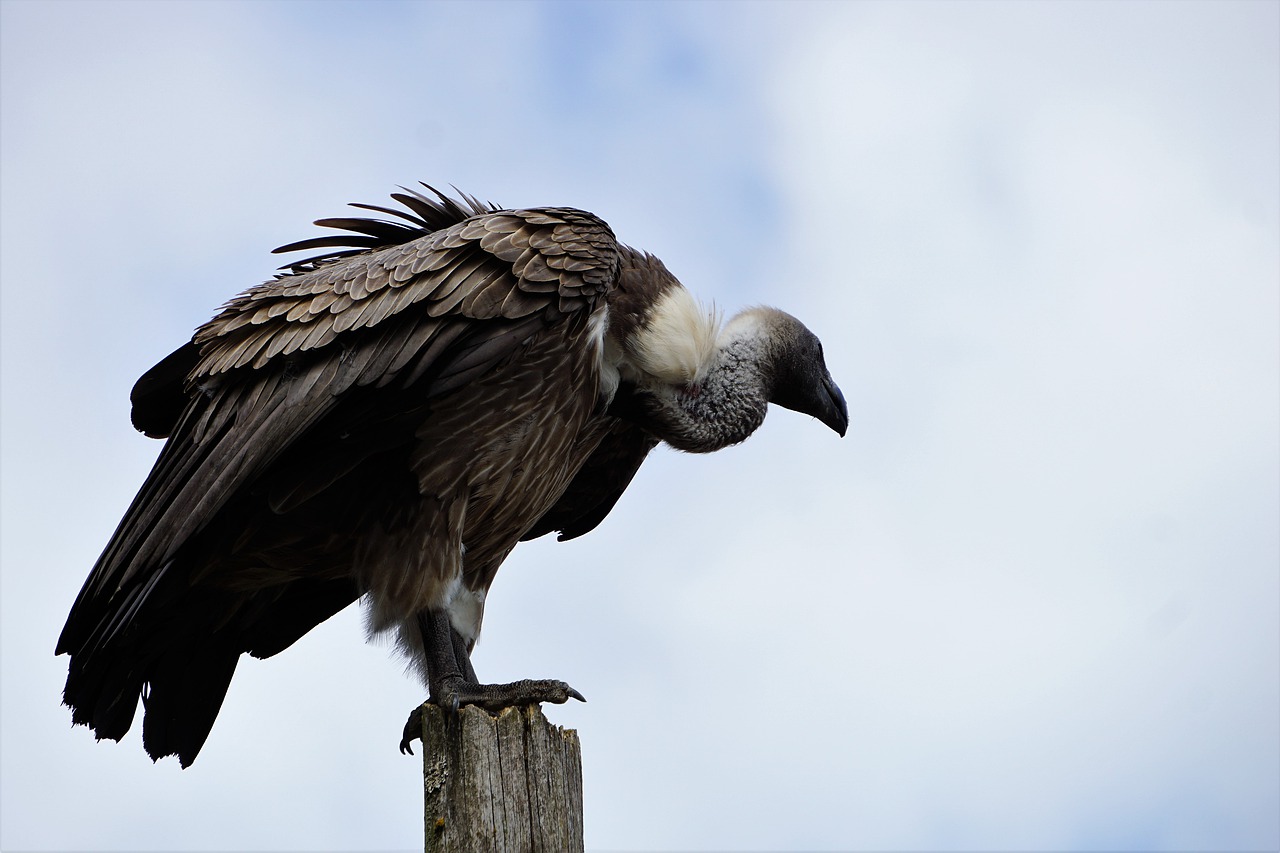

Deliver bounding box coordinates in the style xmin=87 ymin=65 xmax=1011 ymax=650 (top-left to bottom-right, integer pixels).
xmin=60 ymin=576 xmax=359 ymax=767
xmin=63 ymin=643 xmax=238 ymax=768
xmin=141 ymin=643 xmax=240 ymax=768
xmin=64 ymin=652 xmax=143 ymax=744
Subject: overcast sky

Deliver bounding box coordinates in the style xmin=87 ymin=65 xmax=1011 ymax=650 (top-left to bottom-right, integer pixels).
xmin=2 ymin=1 xmax=1277 ymax=851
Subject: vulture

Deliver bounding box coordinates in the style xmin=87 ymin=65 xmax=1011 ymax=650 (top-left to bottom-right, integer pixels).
xmin=56 ymin=185 xmax=848 ymax=767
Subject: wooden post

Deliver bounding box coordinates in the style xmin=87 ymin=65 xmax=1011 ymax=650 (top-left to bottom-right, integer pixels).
xmin=420 ymin=703 xmax=584 ymax=853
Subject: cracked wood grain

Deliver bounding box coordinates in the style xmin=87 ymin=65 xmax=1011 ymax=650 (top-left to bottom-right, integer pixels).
xmin=422 ymin=703 xmax=583 ymax=853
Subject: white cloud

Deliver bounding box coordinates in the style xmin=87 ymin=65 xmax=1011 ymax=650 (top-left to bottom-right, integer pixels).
xmin=3 ymin=1 xmax=1276 ymax=851
xmin=760 ymin=2 xmax=1278 ymax=849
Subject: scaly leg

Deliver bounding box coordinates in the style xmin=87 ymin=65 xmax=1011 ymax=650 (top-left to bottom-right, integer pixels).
xmin=399 ymin=607 xmax=584 ymax=754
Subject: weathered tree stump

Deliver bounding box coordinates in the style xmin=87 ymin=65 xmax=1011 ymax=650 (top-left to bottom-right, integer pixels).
xmin=420 ymin=703 xmax=584 ymax=853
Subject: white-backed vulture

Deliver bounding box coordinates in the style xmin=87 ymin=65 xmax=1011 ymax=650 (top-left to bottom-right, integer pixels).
xmin=56 ymin=185 xmax=848 ymax=767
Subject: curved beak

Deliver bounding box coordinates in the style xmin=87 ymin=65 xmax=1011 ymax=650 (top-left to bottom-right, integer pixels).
xmin=820 ymin=373 xmax=849 ymax=437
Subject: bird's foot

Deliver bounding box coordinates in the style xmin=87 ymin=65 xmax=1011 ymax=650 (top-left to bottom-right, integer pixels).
xmin=434 ymin=677 xmax=586 ymax=714
xmin=398 ymin=678 xmax=585 ymax=755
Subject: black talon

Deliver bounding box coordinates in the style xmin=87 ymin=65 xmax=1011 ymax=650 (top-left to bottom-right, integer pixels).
xmin=399 ymin=705 xmax=423 ymax=755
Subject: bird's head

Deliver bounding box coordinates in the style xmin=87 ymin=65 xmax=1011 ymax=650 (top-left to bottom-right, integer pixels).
xmin=723 ymin=307 xmax=848 ymax=437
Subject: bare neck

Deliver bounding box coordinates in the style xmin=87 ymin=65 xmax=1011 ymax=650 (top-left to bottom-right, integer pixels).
xmin=638 ymin=334 xmax=770 ymax=453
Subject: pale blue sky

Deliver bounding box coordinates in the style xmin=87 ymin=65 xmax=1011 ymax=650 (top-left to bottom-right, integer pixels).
xmin=2 ymin=1 xmax=1277 ymax=850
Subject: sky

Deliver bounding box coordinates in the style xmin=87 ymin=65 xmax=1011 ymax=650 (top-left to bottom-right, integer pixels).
xmin=1 ymin=1 xmax=1277 ymax=851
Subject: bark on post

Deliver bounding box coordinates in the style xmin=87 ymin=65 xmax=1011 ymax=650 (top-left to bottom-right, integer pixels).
xmin=420 ymin=703 xmax=584 ymax=853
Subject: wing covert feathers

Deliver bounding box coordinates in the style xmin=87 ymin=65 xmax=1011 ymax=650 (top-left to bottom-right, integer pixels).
xmin=195 ymin=207 xmax=618 ymax=380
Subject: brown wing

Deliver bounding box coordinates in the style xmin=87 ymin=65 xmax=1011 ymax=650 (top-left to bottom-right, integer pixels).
xmin=521 ymin=414 xmax=659 ymax=542
xmin=56 ymin=201 xmax=620 ymax=763
xmin=66 ymin=204 xmax=618 ymax=607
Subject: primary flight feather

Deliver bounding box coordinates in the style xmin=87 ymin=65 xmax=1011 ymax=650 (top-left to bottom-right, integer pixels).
xmin=57 ymin=184 xmax=848 ymax=766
